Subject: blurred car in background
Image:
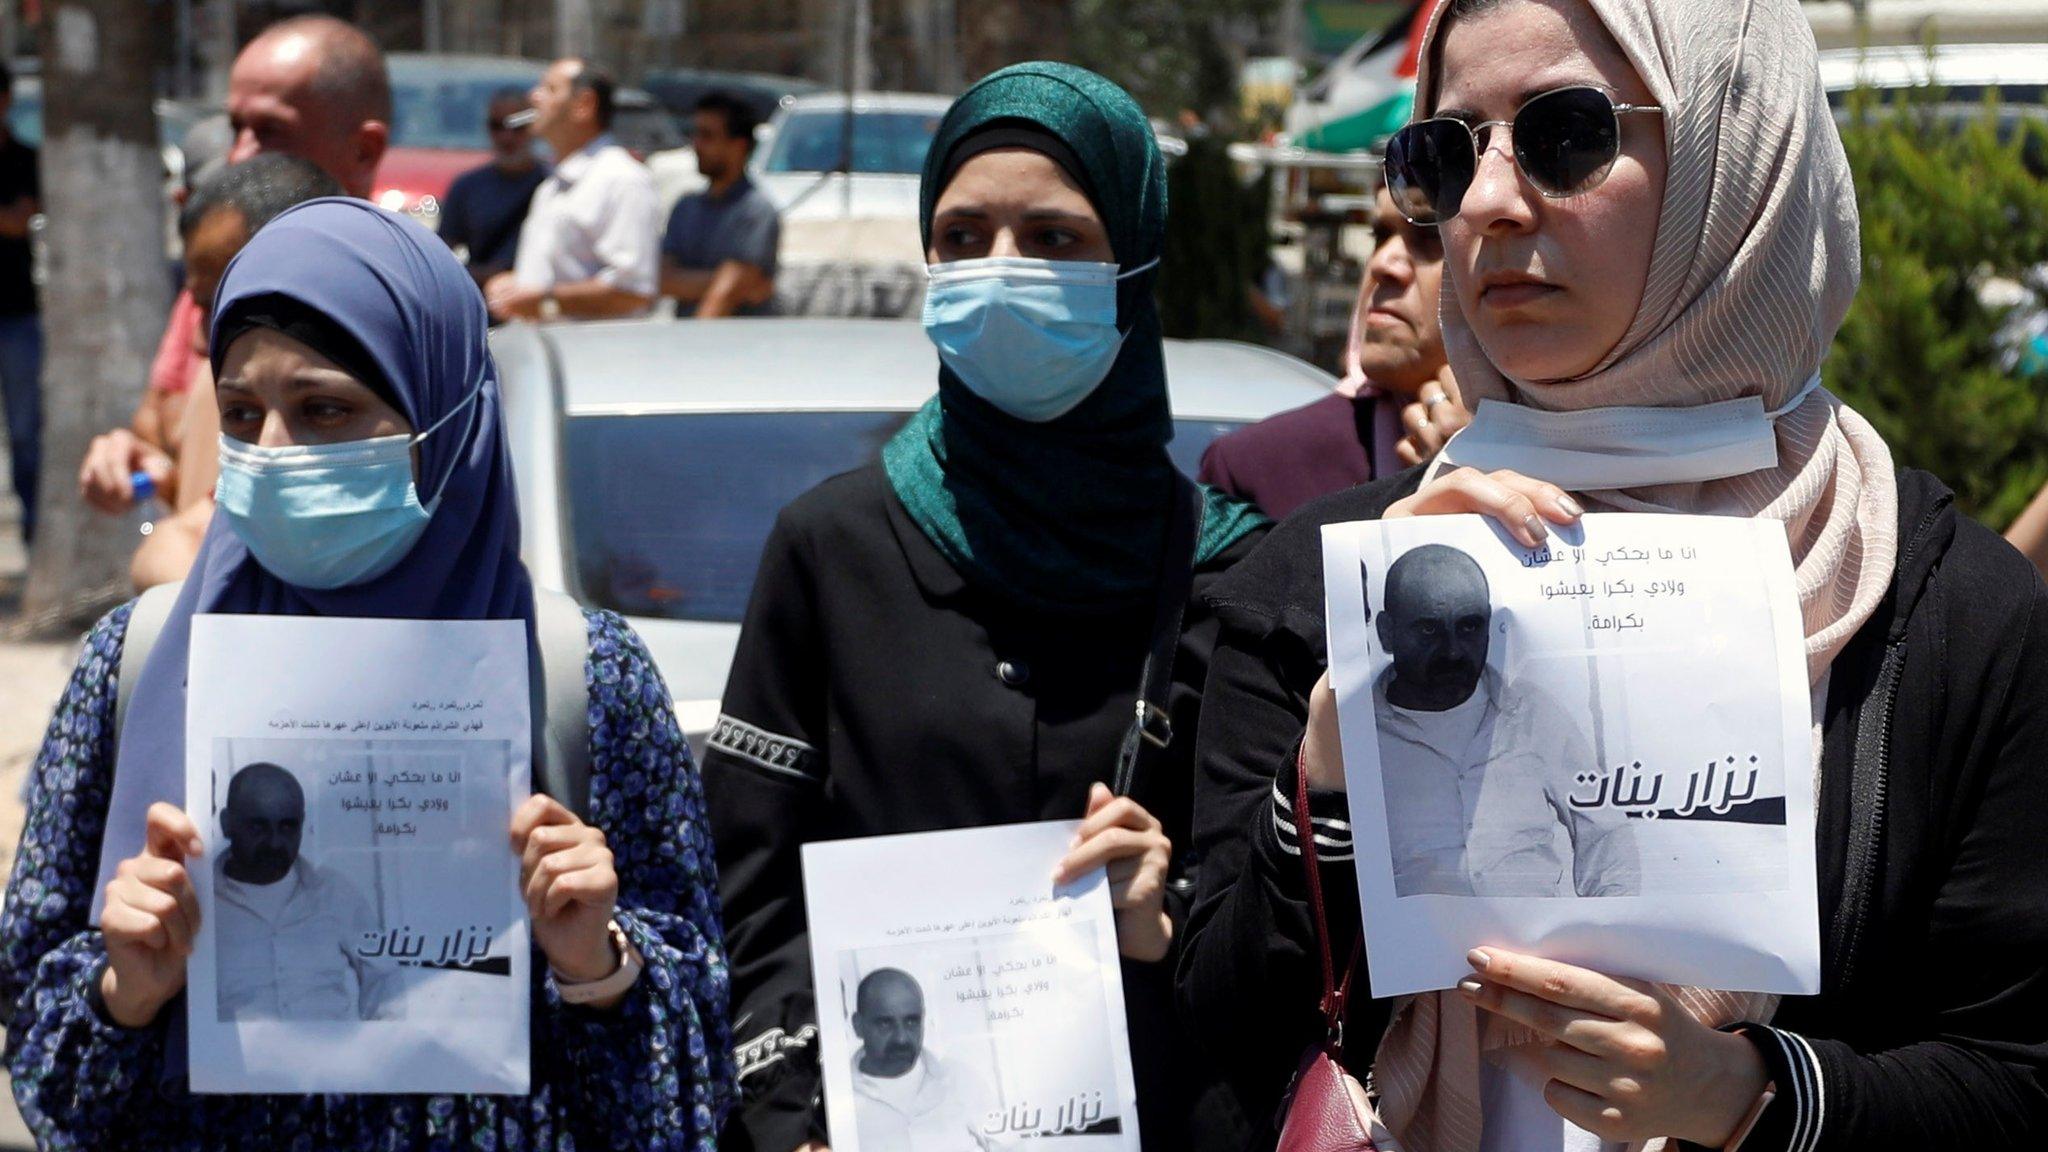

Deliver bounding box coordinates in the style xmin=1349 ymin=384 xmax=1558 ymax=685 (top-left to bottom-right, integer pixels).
xmin=640 ymin=67 xmax=821 ymax=126
xmin=750 ymin=93 xmax=948 ymax=316
xmin=642 ymin=69 xmax=820 ymax=212
xmin=752 ymin=91 xmax=947 ymax=221
xmin=491 ymin=316 xmax=1337 ymax=748
xmin=613 ymin=86 xmax=689 ymax=157
xmin=1819 ymin=42 xmax=2048 ymax=135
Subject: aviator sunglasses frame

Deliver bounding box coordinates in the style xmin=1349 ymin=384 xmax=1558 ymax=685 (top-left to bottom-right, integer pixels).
xmin=1384 ymin=84 xmax=1663 ymax=226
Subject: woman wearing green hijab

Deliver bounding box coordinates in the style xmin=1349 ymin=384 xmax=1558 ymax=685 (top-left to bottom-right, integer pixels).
xmin=704 ymin=63 xmax=1261 ymax=1152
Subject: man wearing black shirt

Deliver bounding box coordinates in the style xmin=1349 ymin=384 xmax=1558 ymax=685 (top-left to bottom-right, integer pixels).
xmin=0 ymin=60 xmax=39 ymax=543
xmin=439 ymin=88 xmax=548 ymax=293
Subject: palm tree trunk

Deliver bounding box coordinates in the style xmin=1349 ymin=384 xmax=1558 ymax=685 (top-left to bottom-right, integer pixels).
xmin=19 ymin=0 xmax=168 ymax=634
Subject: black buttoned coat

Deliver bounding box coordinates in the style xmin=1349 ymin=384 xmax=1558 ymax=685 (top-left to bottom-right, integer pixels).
xmin=705 ymin=463 xmax=1261 ymax=1152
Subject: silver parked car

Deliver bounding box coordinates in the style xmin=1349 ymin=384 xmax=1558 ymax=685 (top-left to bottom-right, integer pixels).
xmin=491 ymin=317 xmax=1337 ymax=750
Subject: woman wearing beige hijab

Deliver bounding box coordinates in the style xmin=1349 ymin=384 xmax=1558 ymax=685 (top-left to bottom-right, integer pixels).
xmin=1178 ymin=0 xmax=2048 ymax=1149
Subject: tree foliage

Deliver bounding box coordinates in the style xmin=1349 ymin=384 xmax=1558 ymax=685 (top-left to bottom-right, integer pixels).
xmin=1828 ymin=88 xmax=2048 ymax=528
xmin=1157 ymin=136 xmax=1273 ymax=342
xmin=1069 ymin=0 xmax=1283 ymax=124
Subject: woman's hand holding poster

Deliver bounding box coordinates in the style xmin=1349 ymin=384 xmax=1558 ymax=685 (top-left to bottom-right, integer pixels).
xmin=1321 ymin=513 xmax=1821 ymax=997
xmin=184 ymin=615 xmax=531 ymax=1094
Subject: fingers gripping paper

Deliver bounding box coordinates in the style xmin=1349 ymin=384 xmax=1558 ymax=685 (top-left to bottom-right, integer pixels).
xmin=1321 ymin=514 xmax=1821 ymax=996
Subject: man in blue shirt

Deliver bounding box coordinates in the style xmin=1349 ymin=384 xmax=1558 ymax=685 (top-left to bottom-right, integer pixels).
xmin=439 ymin=88 xmax=549 ymax=292
xmin=660 ymin=92 xmax=779 ymax=317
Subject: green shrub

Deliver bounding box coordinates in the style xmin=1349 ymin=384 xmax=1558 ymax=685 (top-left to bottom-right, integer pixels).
xmin=1828 ymin=87 xmax=2048 ymax=528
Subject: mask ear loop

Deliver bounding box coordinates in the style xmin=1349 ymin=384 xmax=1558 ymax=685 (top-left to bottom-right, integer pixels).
xmin=1765 ymin=372 xmax=1824 ymax=420
xmin=410 ymin=378 xmax=487 ymax=511
xmin=1115 ymin=256 xmax=1161 ymax=281
xmin=1106 ymin=256 xmax=1164 ymax=338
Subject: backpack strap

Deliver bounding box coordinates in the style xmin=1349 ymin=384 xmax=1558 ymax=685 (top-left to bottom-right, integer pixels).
xmin=113 ymin=580 xmax=184 ymax=756
xmin=531 ymin=588 xmax=592 ymax=819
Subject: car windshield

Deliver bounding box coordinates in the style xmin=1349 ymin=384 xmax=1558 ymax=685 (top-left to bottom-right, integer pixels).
xmin=563 ymin=411 xmax=1244 ymax=622
xmin=614 ymin=101 xmax=686 ymax=155
xmin=759 ymin=109 xmax=942 ymax=174
xmin=390 ymin=70 xmax=543 ymax=150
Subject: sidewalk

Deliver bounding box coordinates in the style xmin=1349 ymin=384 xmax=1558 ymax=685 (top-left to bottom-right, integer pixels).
xmin=0 ymin=446 xmax=72 ymax=1148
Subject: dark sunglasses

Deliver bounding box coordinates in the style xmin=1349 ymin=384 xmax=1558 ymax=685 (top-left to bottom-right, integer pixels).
xmin=1384 ymin=85 xmax=1661 ymax=226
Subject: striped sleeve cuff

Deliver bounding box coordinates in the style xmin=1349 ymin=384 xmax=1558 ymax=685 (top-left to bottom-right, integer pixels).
xmin=1270 ymin=780 xmax=1356 ymax=862
xmin=1712 ymin=1023 xmax=1822 ymax=1152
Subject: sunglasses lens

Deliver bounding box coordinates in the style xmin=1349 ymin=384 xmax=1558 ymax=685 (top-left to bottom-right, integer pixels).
xmin=1386 ymin=119 xmax=1473 ymax=225
xmin=1515 ymin=87 xmax=1620 ymax=196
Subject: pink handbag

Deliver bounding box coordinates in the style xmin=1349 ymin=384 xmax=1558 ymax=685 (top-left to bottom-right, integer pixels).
xmin=1275 ymin=748 xmax=1378 ymax=1152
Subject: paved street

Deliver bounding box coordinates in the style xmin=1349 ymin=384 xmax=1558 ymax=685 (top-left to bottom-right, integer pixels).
xmin=0 ymin=448 xmax=74 ymax=1149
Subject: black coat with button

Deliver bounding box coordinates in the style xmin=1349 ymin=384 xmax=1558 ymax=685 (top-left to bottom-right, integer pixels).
xmin=706 ymin=463 xmax=1262 ymax=1152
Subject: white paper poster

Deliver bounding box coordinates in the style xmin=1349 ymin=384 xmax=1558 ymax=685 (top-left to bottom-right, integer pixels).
xmin=803 ymin=822 xmax=1141 ymax=1152
xmin=1322 ymin=513 xmax=1820 ymax=997
xmin=185 ymin=614 xmax=531 ymax=1094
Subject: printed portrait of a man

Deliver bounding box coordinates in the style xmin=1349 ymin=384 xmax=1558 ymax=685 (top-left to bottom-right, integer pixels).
xmin=213 ymin=761 xmax=402 ymax=1021
xmin=1370 ymin=545 xmax=1640 ymax=898
xmin=847 ymin=967 xmax=1002 ymax=1152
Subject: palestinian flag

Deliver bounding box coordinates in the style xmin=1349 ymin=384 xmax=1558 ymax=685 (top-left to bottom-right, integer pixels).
xmin=1288 ymin=0 xmax=1435 ymax=153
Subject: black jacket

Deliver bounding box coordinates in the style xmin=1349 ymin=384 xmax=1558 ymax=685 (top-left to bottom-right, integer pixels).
xmin=1176 ymin=466 xmax=2048 ymax=1150
xmin=705 ymin=464 xmax=1260 ymax=1152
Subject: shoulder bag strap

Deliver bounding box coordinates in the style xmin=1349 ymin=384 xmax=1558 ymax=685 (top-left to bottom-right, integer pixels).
xmin=1111 ymin=475 xmax=1205 ymax=797
xmin=531 ymin=589 xmax=593 ymax=819
xmin=113 ymin=580 xmax=184 ymax=758
xmin=1296 ymin=742 xmax=1363 ymax=1055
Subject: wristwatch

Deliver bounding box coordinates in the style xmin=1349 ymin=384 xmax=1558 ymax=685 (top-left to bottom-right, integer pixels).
xmin=552 ymin=918 xmax=643 ymax=1004
xmin=539 ymin=292 xmax=562 ymax=322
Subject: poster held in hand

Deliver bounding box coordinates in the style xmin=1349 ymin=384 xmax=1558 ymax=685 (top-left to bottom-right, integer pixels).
xmin=803 ymin=821 xmax=1141 ymax=1152
xmin=185 ymin=614 xmax=531 ymax=1094
xmin=1321 ymin=513 xmax=1820 ymax=997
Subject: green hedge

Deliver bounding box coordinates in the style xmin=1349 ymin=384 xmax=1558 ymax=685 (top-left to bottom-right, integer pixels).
xmin=1827 ymin=90 xmax=2048 ymax=528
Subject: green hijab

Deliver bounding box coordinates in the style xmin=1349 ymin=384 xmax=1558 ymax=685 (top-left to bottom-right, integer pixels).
xmin=882 ymin=61 xmax=1265 ymax=616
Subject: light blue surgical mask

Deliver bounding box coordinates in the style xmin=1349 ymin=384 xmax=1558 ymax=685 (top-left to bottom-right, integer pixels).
xmin=1434 ymin=372 xmax=1826 ymax=490
xmin=922 ymin=255 xmax=1160 ymax=423
xmin=215 ymin=387 xmax=480 ymax=590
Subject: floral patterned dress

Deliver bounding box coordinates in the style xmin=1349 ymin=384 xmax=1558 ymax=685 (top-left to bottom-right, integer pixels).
xmin=0 ymin=603 xmax=735 ymax=1151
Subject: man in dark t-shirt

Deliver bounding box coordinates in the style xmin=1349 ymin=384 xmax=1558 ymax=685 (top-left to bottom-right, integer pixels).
xmin=660 ymin=92 xmax=779 ymax=318
xmin=439 ymin=89 xmax=549 ymax=293
xmin=0 ymin=60 xmax=41 ymax=543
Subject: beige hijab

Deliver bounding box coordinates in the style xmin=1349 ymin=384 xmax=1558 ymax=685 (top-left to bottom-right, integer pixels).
xmin=1379 ymin=0 xmax=1898 ymax=1147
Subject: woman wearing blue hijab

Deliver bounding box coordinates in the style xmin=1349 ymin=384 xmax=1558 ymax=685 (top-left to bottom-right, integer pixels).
xmin=0 ymin=199 xmax=734 ymax=1149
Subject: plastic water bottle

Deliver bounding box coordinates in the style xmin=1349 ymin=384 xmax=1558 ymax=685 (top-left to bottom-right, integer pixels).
xmin=129 ymin=471 xmax=157 ymax=538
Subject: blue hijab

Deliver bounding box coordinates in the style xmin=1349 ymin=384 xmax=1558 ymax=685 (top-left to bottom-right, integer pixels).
xmin=92 ymin=198 xmax=534 ymax=913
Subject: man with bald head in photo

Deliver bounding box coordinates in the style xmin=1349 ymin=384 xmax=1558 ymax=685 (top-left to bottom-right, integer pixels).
xmin=79 ymin=14 xmax=391 ymax=534
xmin=214 ymin=761 xmax=399 ymax=1022
xmin=848 ymin=967 xmax=998 ymax=1152
xmin=1372 ymin=545 xmax=1637 ymax=898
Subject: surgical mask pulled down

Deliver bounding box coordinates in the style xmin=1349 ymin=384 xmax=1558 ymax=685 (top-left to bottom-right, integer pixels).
xmin=214 ymin=386 xmax=480 ymax=590
xmin=922 ymin=255 xmax=1158 ymax=423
